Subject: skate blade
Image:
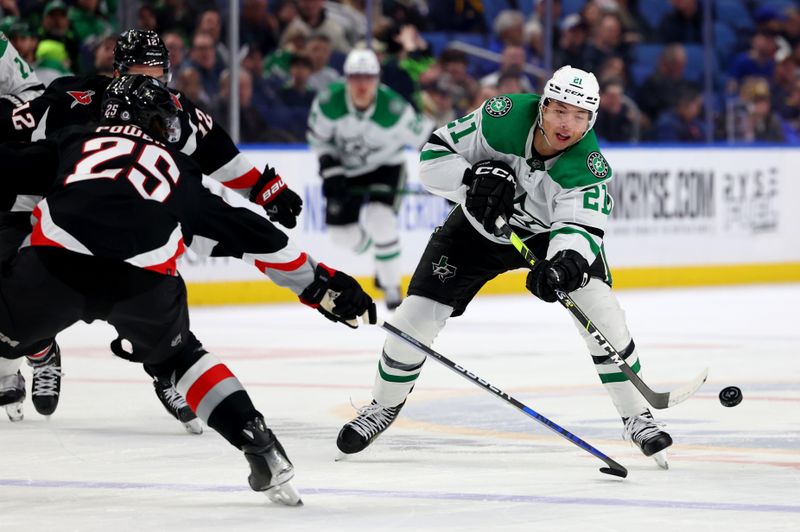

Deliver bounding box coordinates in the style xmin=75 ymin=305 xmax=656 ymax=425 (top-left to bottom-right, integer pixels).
xmin=4 ymin=403 xmax=24 ymax=422
xmin=265 ymin=481 xmax=303 ymax=506
xmin=182 ymin=418 xmax=203 ymax=435
xmin=334 ymin=451 xmax=350 ymax=462
xmin=652 ymin=450 xmax=669 ymax=470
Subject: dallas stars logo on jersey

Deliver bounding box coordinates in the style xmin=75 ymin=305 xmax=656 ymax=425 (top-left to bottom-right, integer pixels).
xmin=587 ymin=151 xmax=609 ymax=179
xmin=432 ymin=256 xmax=456 ymax=281
xmin=485 ymin=96 xmax=513 ymax=117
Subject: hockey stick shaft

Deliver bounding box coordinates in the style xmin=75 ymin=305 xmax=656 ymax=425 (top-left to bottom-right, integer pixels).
xmin=496 ymin=220 xmax=707 ymax=409
xmin=380 ymin=320 xmax=627 ymax=478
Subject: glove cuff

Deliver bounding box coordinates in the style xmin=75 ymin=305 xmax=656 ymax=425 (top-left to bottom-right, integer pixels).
xmin=298 ymin=263 xmax=336 ymax=306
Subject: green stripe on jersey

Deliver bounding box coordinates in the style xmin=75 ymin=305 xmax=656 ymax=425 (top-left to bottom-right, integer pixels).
xmin=549 ymin=227 xmax=601 ymax=255
xmin=420 ymin=149 xmax=454 ymax=161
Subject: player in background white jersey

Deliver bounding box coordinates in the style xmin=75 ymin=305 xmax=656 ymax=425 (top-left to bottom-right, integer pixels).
xmin=307 ymin=48 xmax=434 ymax=310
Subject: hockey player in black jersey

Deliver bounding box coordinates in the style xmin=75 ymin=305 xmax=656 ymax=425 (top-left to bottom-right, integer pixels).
xmin=0 ymin=30 xmax=303 ymax=427
xmin=0 ymin=74 xmax=377 ymax=505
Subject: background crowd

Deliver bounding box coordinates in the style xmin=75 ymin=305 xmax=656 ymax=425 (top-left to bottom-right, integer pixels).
xmin=2 ymin=0 xmax=798 ymax=144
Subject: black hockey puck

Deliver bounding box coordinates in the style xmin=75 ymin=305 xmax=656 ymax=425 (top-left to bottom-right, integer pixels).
xmin=719 ymin=386 xmax=742 ymax=407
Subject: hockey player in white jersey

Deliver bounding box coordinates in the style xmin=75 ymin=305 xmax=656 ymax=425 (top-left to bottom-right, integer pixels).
xmin=0 ymin=31 xmax=44 ymax=422
xmin=307 ymin=48 xmax=433 ymax=310
xmin=336 ymin=66 xmax=674 ymax=469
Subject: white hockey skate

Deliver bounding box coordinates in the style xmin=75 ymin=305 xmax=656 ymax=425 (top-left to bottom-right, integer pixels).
xmin=1 ymin=371 xmax=26 ymax=422
xmin=623 ymin=411 xmax=672 ymax=470
xmin=242 ymin=417 xmax=302 ymax=506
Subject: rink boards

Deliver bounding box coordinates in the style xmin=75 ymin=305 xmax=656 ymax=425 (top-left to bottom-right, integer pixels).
xmin=180 ymin=146 xmax=800 ymax=305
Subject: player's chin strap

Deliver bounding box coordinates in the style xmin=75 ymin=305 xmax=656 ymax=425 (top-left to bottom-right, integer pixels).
xmin=492 ymin=216 xmax=708 ymax=409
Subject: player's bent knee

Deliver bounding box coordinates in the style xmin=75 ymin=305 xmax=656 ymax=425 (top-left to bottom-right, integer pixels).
xmin=363 ymin=202 xmax=398 ymax=243
xmin=328 ymin=224 xmax=369 ymax=253
xmin=383 ymin=296 xmax=453 ymax=360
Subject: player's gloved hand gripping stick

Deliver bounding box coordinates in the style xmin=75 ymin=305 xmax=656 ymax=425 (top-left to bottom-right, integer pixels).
xmin=495 ymin=217 xmax=708 ymax=410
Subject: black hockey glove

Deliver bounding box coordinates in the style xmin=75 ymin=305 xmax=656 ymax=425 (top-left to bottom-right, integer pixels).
xmin=249 ymin=165 xmax=303 ymax=229
xmin=526 ymin=250 xmax=590 ymax=303
xmin=300 ymin=263 xmax=377 ymax=328
xmin=463 ymin=159 xmax=516 ymax=236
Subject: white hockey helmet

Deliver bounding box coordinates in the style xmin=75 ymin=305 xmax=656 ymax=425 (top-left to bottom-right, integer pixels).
xmin=344 ymin=48 xmax=380 ymax=76
xmin=540 ymin=65 xmax=600 ymax=133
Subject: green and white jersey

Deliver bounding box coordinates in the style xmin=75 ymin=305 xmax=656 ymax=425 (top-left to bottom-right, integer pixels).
xmin=0 ymin=32 xmax=43 ymax=106
xmin=307 ymin=81 xmax=433 ymax=177
xmin=420 ymin=93 xmax=613 ymax=264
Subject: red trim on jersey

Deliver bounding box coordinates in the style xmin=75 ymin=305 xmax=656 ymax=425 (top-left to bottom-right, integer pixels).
xmin=29 ymin=206 xmax=65 ymax=249
xmin=222 ymin=167 xmax=261 ymax=190
xmin=254 ymin=252 xmax=308 ymax=273
xmin=142 ymin=237 xmax=186 ymax=276
xmin=185 ymin=363 xmax=235 ymax=412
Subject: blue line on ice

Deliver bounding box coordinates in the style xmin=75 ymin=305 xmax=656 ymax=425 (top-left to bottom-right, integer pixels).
xmin=2 ymin=478 xmax=797 ymax=514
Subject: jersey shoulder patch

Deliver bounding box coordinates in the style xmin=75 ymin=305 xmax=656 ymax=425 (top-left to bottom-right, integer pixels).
xmin=548 ymin=130 xmax=613 ymax=189
xmin=480 ymin=93 xmax=539 ymax=157
xmin=372 ymin=85 xmax=407 ymax=128
xmin=317 ymin=82 xmax=348 ymax=120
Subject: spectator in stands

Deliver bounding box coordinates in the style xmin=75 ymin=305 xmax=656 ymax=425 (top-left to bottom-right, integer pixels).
xmin=582 ymin=11 xmax=628 ymax=74
xmin=196 ymin=8 xmax=229 ymax=65
xmin=378 ymin=24 xmax=433 ymax=109
xmin=655 ymin=86 xmax=705 ymax=142
xmin=771 ymin=46 xmax=799 ymax=124
xmin=209 ymin=68 xmax=291 ymax=142
xmin=491 ymin=9 xmax=525 ymax=50
xmin=283 ymin=0 xmax=351 ymax=53
xmin=382 ymin=0 xmax=430 ymax=31
xmin=783 ymin=7 xmax=800 ymax=48
xmin=265 ymin=24 xmax=309 ymax=81
xmin=187 ymin=31 xmax=224 ymax=97
xmin=137 ymin=4 xmax=159 ymax=32
xmin=658 ymin=0 xmax=702 ymax=44
xmin=496 ymin=71 xmax=527 ymax=95
xmin=162 ymin=30 xmax=187 ymax=83
xmin=7 ymin=19 xmax=37 ymax=64
xmin=34 ymin=37 xmax=72 ymax=85
xmin=274 ymin=53 xmax=316 ymax=139
xmin=421 ymin=74 xmax=456 ymax=128
xmin=636 ymin=43 xmax=695 ymax=122
xmin=596 ymin=56 xmax=628 ymax=87
xmin=613 ymin=0 xmax=646 ymax=45
xmin=240 ymin=0 xmax=279 ymax=56
xmin=37 ymin=0 xmax=79 ymax=74
xmin=325 ymin=0 xmax=370 ymax=48
xmin=738 ymin=77 xmax=786 ymax=142
xmin=429 ymin=0 xmax=486 ymax=33
xmin=175 ymin=66 xmax=211 ymax=108
xmin=86 ymin=32 xmax=115 ymax=77
xmin=307 ymin=33 xmax=340 ymax=92
xmin=469 ymin=84 xmax=500 ymax=110
xmin=0 ymin=1 xmax=19 ymax=17
xmin=431 ymin=48 xmax=478 ymax=114
xmin=754 ymin=6 xmax=786 ymax=36
xmin=156 ymin=0 xmax=200 ymax=40
xmin=480 ymin=44 xmax=534 ymax=93
xmin=523 ymin=18 xmax=544 ymax=66
xmin=728 ymin=29 xmax=779 ymax=86
xmin=555 ymin=13 xmax=589 ymax=70
xmin=68 ymin=0 xmax=114 ymax=46
xmin=595 ymin=78 xmax=639 ymax=142
xmin=533 ymin=0 xmax=563 ymax=49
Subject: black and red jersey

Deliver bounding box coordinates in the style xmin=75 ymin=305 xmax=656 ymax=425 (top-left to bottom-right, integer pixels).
xmin=0 ymin=125 xmax=315 ymax=293
xmin=1 ymin=75 xmax=262 ymax=195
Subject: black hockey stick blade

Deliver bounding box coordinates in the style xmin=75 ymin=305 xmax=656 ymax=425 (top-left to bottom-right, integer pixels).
xmin=379 ymin=320 xmax=628 ymax=478
xmin=496 ymin=218 xmax=708 ymax=410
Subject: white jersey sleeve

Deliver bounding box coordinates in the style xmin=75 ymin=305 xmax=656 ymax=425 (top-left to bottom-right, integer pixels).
xmin=0 ymin=33 xmax=44 ymax=105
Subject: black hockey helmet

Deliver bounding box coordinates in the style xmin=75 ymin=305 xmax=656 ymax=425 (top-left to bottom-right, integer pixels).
xmin=113 ymin=29 xmax=170 ymax=83
xmin=102 ymin=75 xmax=180 ymax=140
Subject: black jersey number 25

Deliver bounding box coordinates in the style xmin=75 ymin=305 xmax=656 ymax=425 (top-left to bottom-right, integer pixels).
xmin=66 ymin=136 xmax=180 ymax=202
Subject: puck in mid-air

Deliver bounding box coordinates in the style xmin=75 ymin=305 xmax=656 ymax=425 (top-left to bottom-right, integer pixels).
xmin=719 ymin=386 xmax=742 ymax=407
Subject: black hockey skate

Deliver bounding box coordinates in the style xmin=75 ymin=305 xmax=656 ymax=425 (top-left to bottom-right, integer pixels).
xmin=0 ymin=371 xmax=26 ymax=422
xmin=622 ymin=410 xmax=673 ymax=469
xmin=241 ymin=416 xmax=302 ymax=506
xmin=336 ymin=400 xmax=405 ymax=456
xmin=28 ymin=343 xmax=63 ymax=416
xmin=153 ymin=377 xmax=203 ymax=434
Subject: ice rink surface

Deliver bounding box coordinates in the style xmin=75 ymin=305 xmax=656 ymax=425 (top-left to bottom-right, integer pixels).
xmin=1 ymin=284 xmax=798 ymax=531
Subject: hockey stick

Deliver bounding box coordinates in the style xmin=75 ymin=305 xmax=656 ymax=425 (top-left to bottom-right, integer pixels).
xmin=380 ymin=320 xmax=628 ymax=478
xmin=496 ymin=219 xmax=708 ymax=410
